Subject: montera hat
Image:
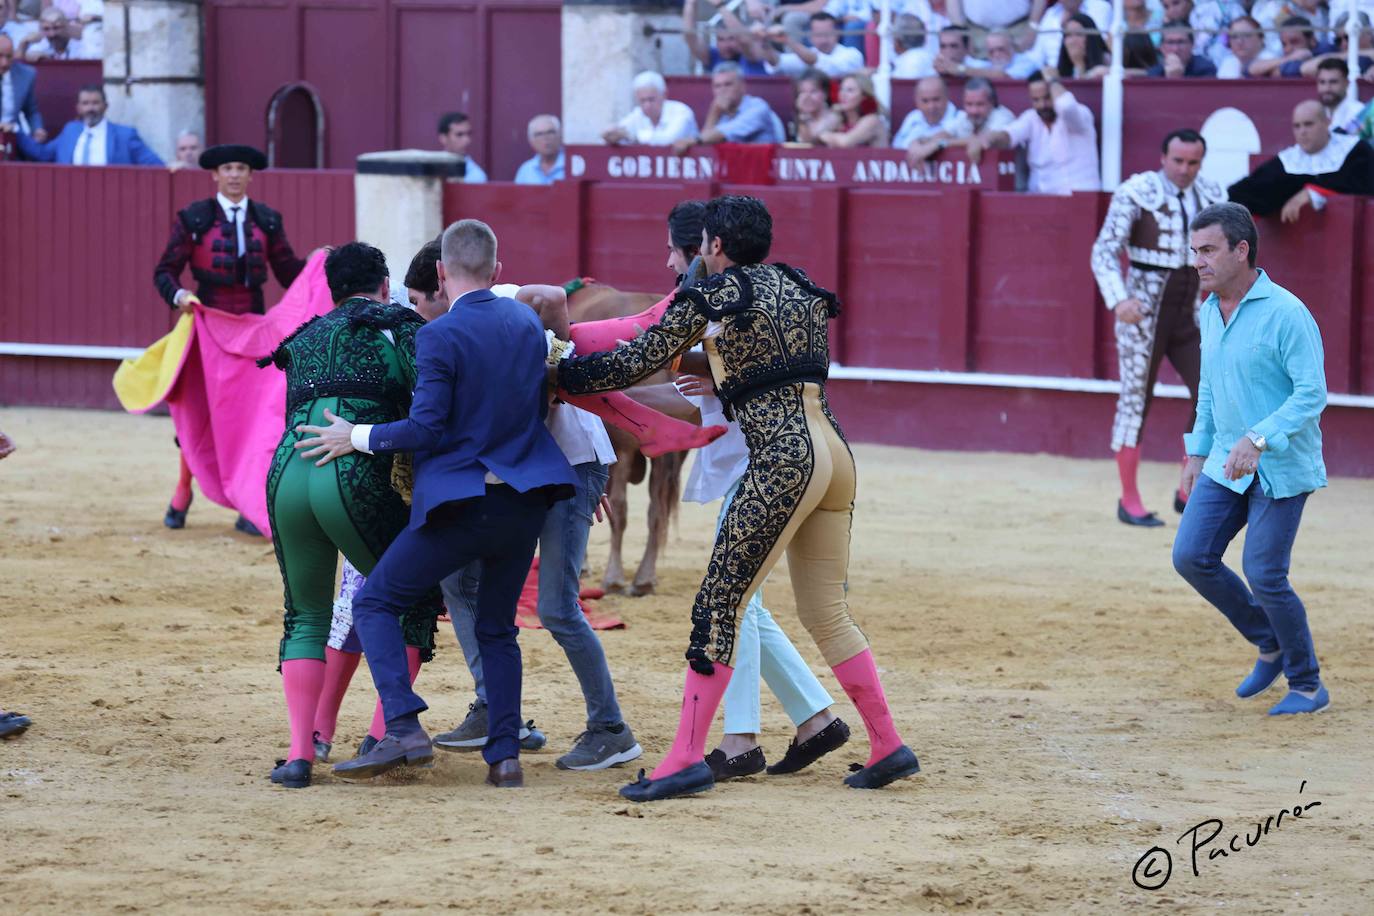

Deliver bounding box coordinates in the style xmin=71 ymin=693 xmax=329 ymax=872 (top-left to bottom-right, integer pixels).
xmin=200 ymin=144 xmax=268 ymax=171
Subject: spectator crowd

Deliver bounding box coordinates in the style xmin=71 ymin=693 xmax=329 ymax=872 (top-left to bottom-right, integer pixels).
xmin=4 ymin=0 xmax=1374 ymax=195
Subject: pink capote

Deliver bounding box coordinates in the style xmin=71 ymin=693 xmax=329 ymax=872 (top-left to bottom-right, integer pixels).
xmin=132 ymin=252 xmax=334 ymax=538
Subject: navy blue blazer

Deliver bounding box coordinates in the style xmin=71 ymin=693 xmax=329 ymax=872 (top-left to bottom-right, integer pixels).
xmin=5 ymin=61 xmax=43 ymax=134
xmin=366 ymin=288 xmax=575 ymax=528
xmin=16 ymin=119 xmax=164 ymax=166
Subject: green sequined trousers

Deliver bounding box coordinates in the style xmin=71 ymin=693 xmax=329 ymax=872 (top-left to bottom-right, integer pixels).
xmin=264 ymin=298 xmax=441 ymax=665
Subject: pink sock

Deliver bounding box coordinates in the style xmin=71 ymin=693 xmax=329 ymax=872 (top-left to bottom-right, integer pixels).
xmin=1176 ymin=455 xmax=1190 ymax=503
xmin=561 ymin=391 xmax=727 ymax=458
xmin=313 ymin=647 xmax=361 ymax=744
xmin=170 ymin=454 xmax=193 ymax=512
xmin=832 ymin=649 xmax=905 ymax=767
xmin=567 ymin=294 xmax=673 ymax=353
xmin=1116 ymin=446 xmax=1148 ymax=517
xmin=281 ymin=658 xmax=327 ymax=763
xmin=367 ymin=646 xmax=423 ymax=740
xmin=651 ymin=663 xmax=733 ymax=780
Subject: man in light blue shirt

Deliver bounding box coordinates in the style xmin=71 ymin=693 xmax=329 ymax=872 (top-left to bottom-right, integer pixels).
xmin=672 ymin=62 xmax=783 ymax=153
xmin=892 ymin=77 xmax=969 ymax=153
xmin=437 ymin=111 xmax=488 ymax=183
xmin=514 ymin=114 xmax=565 ymax=185
xmin=1173 ymin=202 xmax=1330 ymax=716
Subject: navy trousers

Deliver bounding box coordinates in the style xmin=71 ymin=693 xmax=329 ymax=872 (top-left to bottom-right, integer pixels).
xmin=352 ymin=484 xmax=549 ymax=764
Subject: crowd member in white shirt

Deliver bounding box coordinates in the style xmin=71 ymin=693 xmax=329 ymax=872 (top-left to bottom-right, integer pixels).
xmin=949 ymin=0 xmax=1033 ymax=32
xmin=1315 ymin=59 xmax=1363 ymax=131
xmin=20 ymin=7 xmax=91 ymax=60
xmin=603 ymin=71 xmax=700 ymax=146
xmin=896 ymin=0 xmax=953 ymax=54
xmin=892 ymin=75 xmax=971 ymax=163
xmin=1215 ymin=15 xmax=1275 ymax=77
xmin=906 ymin=76 xmax=1012 ymax=163
xmin=969 ymin=67 xmax=1101 ymax=194
xmin=932 ymin=24 xmax=990 ymax=77
xmin=1030 ymin=0 xmax=1111 ymax=69
xmin=762 ymin=11 xmax=866 ymax=77
xmin=892 ymin=14 xmax=937 ymax=77
xmin=967 ymin=28 xmax=1042 ymax=78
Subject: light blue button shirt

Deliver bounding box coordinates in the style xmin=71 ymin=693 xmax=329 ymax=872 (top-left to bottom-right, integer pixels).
xmin=514 ymin=149 xmax=565 ymax=185
xmin=716 ymin=95 xmax=785 ymax=144
xmin=1184 ymin=269 xmax=1327 ymax=498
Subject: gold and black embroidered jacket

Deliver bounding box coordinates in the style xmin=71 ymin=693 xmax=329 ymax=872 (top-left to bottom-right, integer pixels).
xmin=557 ymin=263 xmax=840 ymax=414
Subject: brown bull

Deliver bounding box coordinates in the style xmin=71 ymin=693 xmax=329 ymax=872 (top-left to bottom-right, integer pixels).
xmin=567 ymin=279 xmax=686 ymax=596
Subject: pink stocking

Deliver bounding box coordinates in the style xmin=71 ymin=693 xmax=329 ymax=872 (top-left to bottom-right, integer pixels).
xmin=281 ymin=658 xmax=326 ymax=763
xmin=1117 ymin=445 xmax=1147 ymax=517
xmin=313 ymin=647 xmax=361 ymax=744
xmin=832 ymin=649 xmax=905 ymax=767
xmin=170 ymin=453 xmax=193 ymax=512
xmin=367 ymin=646 xmax=423 ymax=740
xmin=560 ymin=392 xmax=726 ymax=459
xmin=563 ymin=294 xmax=725 ymax=457
xmin=567 ymin=293 xmax=673 ymax=352
xmin=1176 ymin=455 xmax=1190 ymax=503
xmin=650 ymin=663 xmax=733 ymax=780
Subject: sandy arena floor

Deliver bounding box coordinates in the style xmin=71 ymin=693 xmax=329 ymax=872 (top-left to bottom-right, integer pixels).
xmin=0 ymin=406 xmax=1370 ymax=914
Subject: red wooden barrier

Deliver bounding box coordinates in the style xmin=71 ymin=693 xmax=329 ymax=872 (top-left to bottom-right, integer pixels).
xmin=30 ymin=60 xmax=103 ymax=138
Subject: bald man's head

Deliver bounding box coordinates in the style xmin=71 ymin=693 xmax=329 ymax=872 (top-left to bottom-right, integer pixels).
xmin=915 ymin=77 xmax=949 ymax=125
xmin=1292 ymin=99 xmax=1330 ymax=154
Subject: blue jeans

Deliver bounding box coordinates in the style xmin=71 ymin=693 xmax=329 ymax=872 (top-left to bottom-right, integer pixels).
xmin=442 ymin=461 xmax=624 ymax=729
xmin=1172 ymin=475 xmax=1321 ymax=692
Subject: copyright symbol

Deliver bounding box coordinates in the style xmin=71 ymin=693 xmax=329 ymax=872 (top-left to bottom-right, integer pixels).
xmin=1132 ymin=846 xmax=1172 ymax=891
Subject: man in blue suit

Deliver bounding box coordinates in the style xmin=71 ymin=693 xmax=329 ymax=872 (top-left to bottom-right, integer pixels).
xmin=0 ymin=35 xmax=47 ymax=141
xmin=294 ymin=219 xmax=576 ymax=788
xmin=14 ymin=84 xmax=162 ymax=165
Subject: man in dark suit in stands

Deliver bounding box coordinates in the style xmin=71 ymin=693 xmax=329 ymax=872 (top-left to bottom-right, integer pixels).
xmin=13 ymin=84 xmax=162 ymax=165
xmin=294 ymin=219 xmax=576 ymax=789
xmin=0 ymin=34 xmax=47 ymax=141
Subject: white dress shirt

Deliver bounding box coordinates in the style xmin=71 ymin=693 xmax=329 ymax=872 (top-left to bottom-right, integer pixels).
xmin=1004 ymin=89 xmax=1101 ymax=194
xmin=217 ymin=192 xmax=249 ymax=257
xmin=616 ymin=99 xmax=699 ymax=146
xmin=773 ymin=43 xmax=866 ymax=78
xmin=892 ymin=49 xmax=936 ymax=78
xmin=891 ymin=101 xmax=971 ymax=149
xmin=960 ymin=0 xmax=1031 ymax=28
xmin=75 ymin=118 xmax=107 ymax=166
xmin=1 ymin=71 xmax=15 ymax=125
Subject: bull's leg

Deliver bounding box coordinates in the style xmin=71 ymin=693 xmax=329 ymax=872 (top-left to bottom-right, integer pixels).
xmin=602 ymin=456 xmax=631 ymax=594
xmin=631 ymin=457 xmax=673 ymax=596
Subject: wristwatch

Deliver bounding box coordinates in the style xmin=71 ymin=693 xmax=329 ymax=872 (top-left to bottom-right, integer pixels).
xmin=1245 ymin=430 xmax=1267 ymax=451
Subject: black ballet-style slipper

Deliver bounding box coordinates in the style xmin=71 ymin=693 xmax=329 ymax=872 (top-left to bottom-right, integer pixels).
xmin=843 ymin=745 xmax=921 ymax=789
xmin=619 ymin=762 xmax=715 ymax=803
xmin=270 ymin=758 xmax=312 ymax=789
xmin=704 ymin=746 xmax=766 ymax=780
xmin=0 ymin=711 xmax=32 ymax=739
xmin=1174 ymin=493 xmax=1187 ymax=515
xmin=766 ymin=717 xmax=851 ymax=776
xmin=1117 ymin=501 xmax=1164 ymax=528
xmin=163 ymin=504 xmax=188 ymax=529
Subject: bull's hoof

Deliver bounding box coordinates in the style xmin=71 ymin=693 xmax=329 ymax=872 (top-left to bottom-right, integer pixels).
xmin=629 ymin=581 xmax=656 ymax=597
xmin=602 ymin=579 xmax=630 ymax=595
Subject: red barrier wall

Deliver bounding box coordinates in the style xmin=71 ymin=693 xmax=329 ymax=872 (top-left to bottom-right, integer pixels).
xmin=204 ymin=0 xmax=560 ymax=177
xmin=5 ymin=166 xmax=1370 ymax=474
xmin=0 ymin=163 xmax=354 ymax=407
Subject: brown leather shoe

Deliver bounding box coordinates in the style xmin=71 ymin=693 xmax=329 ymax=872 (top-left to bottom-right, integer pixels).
xmin=486 ymin=758 xmax=524 ymax=788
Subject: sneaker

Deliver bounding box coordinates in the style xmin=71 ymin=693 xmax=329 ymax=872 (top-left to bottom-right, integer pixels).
xmin=555 ymin=724 xmax=643 ymax=771
xmin=433 ymin=701 xmax=489 ymax=751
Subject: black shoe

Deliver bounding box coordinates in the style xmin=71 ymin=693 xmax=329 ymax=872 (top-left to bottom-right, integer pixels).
xmin=333 ymin=731 xmax=433 ymax=781
xmin=163 ymin=504 xmax=187 ymax=529
xmin=766 ymin=717 xmax=851 ymax=776
xmin=1174 ymin=493 xmax=1187 ymax=514
xmin=705 ymin=746 xmax=766 ymax=780
xmin=843 ymin=745 xmax=921 ymax=789
xmin=1117 ymin=500 xmax=1164 ymax=528
xmin=234 ymin=515 xmax=263 ymax=537
xmin=313 ymin=731 xmax=331 ymax=763
xmin=270 ymin=758 xmax=312 ymax=788
xmin=619 ymin=761 xmax=715 ymax=802
xmin=0 ymin=712 xmax=32 ymax=739
xmin=356 ymin=735 xmax=379 ymax=757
